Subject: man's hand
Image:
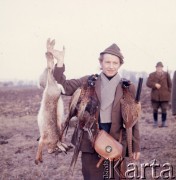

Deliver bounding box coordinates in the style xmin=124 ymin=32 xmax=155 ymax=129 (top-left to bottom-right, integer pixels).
xmin=51 ymin=47 xmax=65 ymax=67
xmin=132 ymin=152 xmax=140 ymax=161
xmin=155 ymin=83 xmax=161 ymax=89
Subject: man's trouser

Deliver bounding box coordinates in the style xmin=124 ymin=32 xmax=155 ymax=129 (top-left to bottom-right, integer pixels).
xmin=152 ymin=101 xmax=169 ymax=126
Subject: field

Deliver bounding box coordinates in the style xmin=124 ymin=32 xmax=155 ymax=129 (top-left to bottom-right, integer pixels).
xmin=0 ymin=86 xmax=176 ymax=179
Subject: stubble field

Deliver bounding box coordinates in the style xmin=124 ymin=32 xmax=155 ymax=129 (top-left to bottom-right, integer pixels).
xmin=0 ymin=86 xmax=176 ymax=179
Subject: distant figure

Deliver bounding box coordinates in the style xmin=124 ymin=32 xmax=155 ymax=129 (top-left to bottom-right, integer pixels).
xmin=146 ymin=61 xmax=172 ymax=127
xmin=171 ymin=71 xmax=176 ymax=118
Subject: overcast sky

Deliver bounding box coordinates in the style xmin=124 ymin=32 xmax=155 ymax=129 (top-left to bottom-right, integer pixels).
xmin=0 ymin=0 xmax=176 ymax=81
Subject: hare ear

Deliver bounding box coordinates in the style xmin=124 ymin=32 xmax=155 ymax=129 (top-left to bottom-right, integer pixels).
xmin=50 ymin=39 xmax=55 ymax=46
xmin=47 ymin=38 xmax=51 ymax=46
xmin=63 ymin=46 xmax=65 ymax=54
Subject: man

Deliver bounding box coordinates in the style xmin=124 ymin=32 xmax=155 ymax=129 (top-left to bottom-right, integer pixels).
xmin=46 ymin=40 xmax=140 ymax=180
xmin=171 ymin=71 xmax=176 ymax=118
xmin=146 ymin=61 xmax=172 ymax=128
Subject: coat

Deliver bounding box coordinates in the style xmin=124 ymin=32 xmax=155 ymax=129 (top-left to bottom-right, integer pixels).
xmin=171 ymin=71 xmax=176 ymax=115
xmin=53 ymin=65 xmax=140 ymax=156
xmin=146 ymin=71 xmax=172 ymax=102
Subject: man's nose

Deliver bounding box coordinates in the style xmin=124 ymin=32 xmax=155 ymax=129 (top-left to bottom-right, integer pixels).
xmin=109 ymin=63 xmax=114 ymax=68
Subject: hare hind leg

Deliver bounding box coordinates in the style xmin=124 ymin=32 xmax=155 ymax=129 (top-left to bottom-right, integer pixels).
xmin=35 ymin=140 xmax=44 ymax=165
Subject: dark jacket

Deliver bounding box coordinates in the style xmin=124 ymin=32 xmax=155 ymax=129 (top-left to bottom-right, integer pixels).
xmin=146 ymin=71 xmax=172 ymax=101
xmin=171 ymin=71 xmax=176 ymax=115
xmin=53 ymin=65 xmax=140 ymax=156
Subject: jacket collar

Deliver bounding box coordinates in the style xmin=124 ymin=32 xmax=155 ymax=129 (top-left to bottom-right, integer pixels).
xmin=112 ymin=82 xmax=123 ymax=108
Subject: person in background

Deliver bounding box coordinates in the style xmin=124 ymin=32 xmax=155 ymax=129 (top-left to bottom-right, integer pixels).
xmin=46 ymin=40 xmax=140 ymax=180
xmin=146 ymin=61 xmax=172 ymax=128
xmin=171 ymin=71 xmax=176 ymax=119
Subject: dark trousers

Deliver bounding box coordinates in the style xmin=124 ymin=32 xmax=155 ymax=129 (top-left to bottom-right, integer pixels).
xmin=152 ymin=101 xmax=168 ymax=126
xmin=81 ymin=152 xmax=126 ymax=180
xmin=151 ymin=101 xmax=169 ymax=114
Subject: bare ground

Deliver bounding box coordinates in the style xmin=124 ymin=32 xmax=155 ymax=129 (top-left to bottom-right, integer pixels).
xmin=0 ymin=86 xmax=176 ymax=180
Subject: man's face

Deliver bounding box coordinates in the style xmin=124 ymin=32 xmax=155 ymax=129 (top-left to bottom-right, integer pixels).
xmin=99 ymin=54 xmax=121 ymax=77
xmin=156 ymin=66 xmax=163 ymax=73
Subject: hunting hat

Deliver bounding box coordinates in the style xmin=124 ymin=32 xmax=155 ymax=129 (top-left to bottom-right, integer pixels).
xmin=156 ymin=61 xmax=164 ymax=67
xmin=100 ymin=43 xmax=124 ymax=64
